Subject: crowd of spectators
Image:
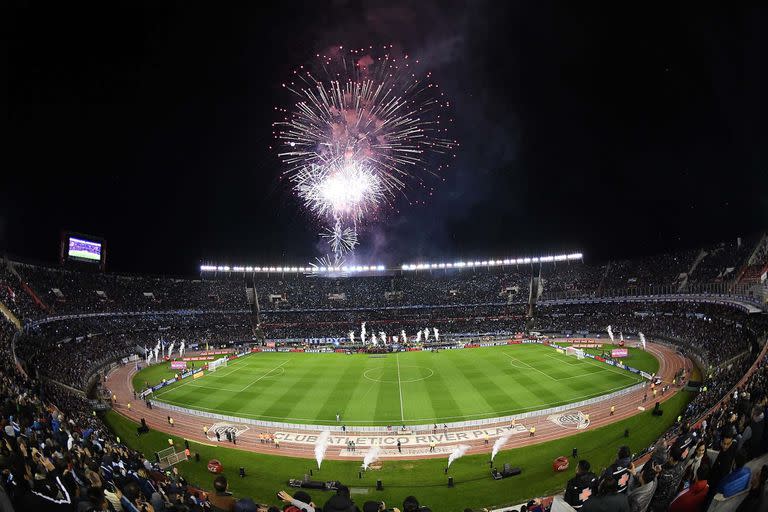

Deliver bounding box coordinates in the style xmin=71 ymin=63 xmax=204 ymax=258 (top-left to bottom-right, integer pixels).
xmin=1 ymin=236 xmax=758 ymax=320
xmin=12 ymin=263 xmax=248 ymax=318
xmin=16 ymin=312 xmax=253 ymax=390
xmin=688 ymin=239 xmax=755 ymax=284
xmin=553 ymin=353 xmax=768 ymax=512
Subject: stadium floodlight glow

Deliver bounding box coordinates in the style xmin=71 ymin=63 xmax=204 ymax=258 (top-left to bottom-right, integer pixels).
xmin=399 ymin=251 xmax=584 ymax=272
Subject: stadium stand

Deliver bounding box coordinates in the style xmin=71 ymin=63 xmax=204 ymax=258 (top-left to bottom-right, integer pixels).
xmin=0 ymin=236 xmax=767 ymax=510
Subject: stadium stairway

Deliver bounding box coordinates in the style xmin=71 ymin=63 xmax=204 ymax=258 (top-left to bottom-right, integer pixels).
xmin=678 ymin=249 xmax=708 ymax=292
xmin=737 ymin=263 xmax=768 ymax=285
xmin=8 ymin=262 xmax=50 ymax=313
xmin=735 ymin=233 xmax=768 ymax=285
xmin=0 ymin=302 xmax=21 ymax=330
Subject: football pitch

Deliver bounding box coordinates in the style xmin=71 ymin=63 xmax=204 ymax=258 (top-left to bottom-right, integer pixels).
xmin=136 ymin=345 xmax=658 ymax=426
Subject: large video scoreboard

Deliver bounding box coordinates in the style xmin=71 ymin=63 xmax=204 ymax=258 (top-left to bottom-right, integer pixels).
xmin=60 ymin=232 xmax=106 ymax=271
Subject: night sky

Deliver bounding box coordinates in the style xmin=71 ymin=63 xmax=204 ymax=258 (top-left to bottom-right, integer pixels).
xmin=4 ymin=3 xmax=768 ymax=275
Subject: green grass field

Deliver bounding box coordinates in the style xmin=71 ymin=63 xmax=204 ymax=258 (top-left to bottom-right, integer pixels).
xmin=105 ymin=390 xmax=689 ymax=511
xmin=135 ymin=345 xmax=658 ymax=426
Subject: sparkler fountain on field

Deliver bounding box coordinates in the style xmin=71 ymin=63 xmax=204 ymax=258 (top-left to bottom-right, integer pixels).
xmin=275 ymin=46 xmax=457 ymax=266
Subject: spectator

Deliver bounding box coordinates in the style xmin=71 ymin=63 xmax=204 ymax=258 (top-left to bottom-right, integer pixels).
xmin=210 ymin=475 xmax=236 ymax=512
xmin=683 ymin=441 xmax=711 ymax=485
xmin=581 ymin=475 xmax=630 ymax=512
xmin=564 ymin=459 xmax=598 ymax=509
xmin=278 ymin=490 xmax=316 ymax=512
xmin=627 ymin=461 xmax=660 ymax=512
xmin=599 ymin=446 xmax=632 ymax=494
xmin=709 ymin=427 xmax=738 ymax=492
xmin=715 ymin=449 xmax=751 ymax=498
xmin=649 ymin=445 xmax=685 ymax=512
xmin=669 ymin=465 xmax=710 ymax=512
xmin=735 ymin=464 xmax=768 ymax=512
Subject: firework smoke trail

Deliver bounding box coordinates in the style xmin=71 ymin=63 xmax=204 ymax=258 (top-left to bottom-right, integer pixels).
xmin=491 ymin=431 xmax=515 ymax=461
xmin=447 ymin=444 xmax=471 ymax=468
xmin=607 ymin=325 xmax=614 ymax=343
xmin=275 ymin=46 xmax=457 ymax=261
xmin=315 ymin=430 xmax=331 ymax=469
xmin=362 ymin=446 xmax=382 ymax=470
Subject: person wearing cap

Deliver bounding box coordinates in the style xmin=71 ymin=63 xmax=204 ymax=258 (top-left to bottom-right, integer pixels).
xmin=278 ymin=490 xmax=316 ymax=512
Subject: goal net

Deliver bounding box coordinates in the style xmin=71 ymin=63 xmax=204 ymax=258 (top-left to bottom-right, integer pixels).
xmin=208 ymin=357 xmax=228 ymax=372
xmin=565 ymin=347 xmax=585 ymax=359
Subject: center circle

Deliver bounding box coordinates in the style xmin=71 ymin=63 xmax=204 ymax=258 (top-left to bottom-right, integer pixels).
xmin=363 ymin=365 xmax=435 ymax=383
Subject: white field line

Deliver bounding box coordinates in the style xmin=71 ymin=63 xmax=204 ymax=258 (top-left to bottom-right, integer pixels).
xmin=541 ymin=351 xmax=639 ymax=381
xmin=153 ymin=356 xmax=249 ymax=398
xmin=579 ymin=355 xmax=640 ymax=380
xmin=154 ymin=376 xmax=197 ymax=398
xmin=239 ymin=360 xmax=291 ymax=393
xmin=556 ymin=368 xmax=614 ymax=380
xmin=396 ymin=354 xmax=405 ymax=421
xmin=502 ymin=352 xmax=559 ymax=381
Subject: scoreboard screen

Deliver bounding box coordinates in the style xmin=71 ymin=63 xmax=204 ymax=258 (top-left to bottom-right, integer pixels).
xmin=61 ymin=232 xmax=106 ymax=270
xmin=68 ymin=237 xmax=102 ymax=262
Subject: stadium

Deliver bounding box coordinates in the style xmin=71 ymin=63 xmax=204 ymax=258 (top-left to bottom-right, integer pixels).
xmin=2 ymin=238 xmax=768 ymax=511
xmin=5 ymin=4 xmax=768 ymax=512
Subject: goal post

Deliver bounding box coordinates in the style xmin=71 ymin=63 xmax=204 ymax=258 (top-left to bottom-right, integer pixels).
xmin=565 ymin=346 xmax=585 ymax=359
xmin=208 ymin=357 xmax=229 ymax=373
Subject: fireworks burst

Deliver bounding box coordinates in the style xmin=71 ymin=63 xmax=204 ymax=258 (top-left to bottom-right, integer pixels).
xmin=294 ymin=160 xmax=384 ymax=222
xmin=320 ymin=222 xmax=359 ymax=256
xmin=275 ymin=45 xmax=457 ymax=264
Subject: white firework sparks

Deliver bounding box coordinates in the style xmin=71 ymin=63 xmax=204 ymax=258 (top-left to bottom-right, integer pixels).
xmin=294 ymin=160 xmax=384 ymax=222
xmin=275 ymin=46 xmax=457 ymax=264
xmin=320 ymin=223 xmax=359 ymax=256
